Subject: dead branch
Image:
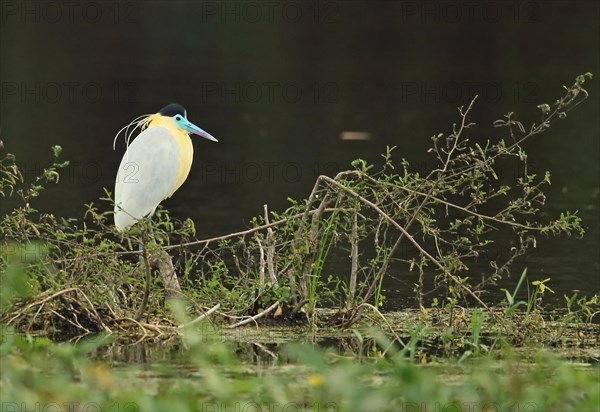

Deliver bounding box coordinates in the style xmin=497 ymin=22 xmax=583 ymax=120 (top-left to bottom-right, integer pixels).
xmin=318 ymin=174 xmax=493 ymax=313
xmin=225 ymin=301 xmax=280 ymax=329
xmin=179 ymin=303 xmax=221 ymax=329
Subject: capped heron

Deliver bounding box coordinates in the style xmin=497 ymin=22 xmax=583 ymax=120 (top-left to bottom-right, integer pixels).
xmin=113 ymin=103 xmax=217 ymax=320
xmin=114 ymin=103 xmax=218 ymax=230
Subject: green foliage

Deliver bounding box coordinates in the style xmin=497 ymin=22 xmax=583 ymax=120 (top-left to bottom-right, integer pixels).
xmin=1 ymin=311 xmax=598 ymax=411
xmin=502 ymin=268 xmax=529 ymax=315
xmin=0 ymin=148 xmax=199 ymax=331
xmin=0 ymin=74 xmax=595 ymax=334
xmin=1 ymin=72 xmax=599 ymax=409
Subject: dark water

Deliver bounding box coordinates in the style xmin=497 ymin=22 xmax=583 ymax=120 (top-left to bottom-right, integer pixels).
xmin=1 ymin=1 xmax=598 ymax=307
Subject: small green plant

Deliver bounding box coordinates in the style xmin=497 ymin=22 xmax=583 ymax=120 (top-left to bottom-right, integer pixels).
xmin=502 ymin=268 xmax=556 ymax=316
xmin=466 ymin=308 xmax=487 ymax=355
xmin=502 ymin=268 xmax=529 ymax=315
xmin=527 ymin=277 xmax=555 ymax=315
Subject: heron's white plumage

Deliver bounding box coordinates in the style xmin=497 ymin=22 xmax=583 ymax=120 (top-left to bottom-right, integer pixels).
xmin=114 ymin=124 xmax=193 ymax=231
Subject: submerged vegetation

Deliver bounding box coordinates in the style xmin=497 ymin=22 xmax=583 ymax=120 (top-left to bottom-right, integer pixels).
xmin=1 ymin=74 xmax=599 ymax=410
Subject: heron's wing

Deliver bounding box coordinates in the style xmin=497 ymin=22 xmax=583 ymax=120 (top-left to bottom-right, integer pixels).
xmin=114 ymin=126 xmax=179 ymax=230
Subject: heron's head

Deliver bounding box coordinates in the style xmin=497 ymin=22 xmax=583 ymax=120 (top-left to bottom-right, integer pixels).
xmin=157 ymin=103 xmax=218 ymax=142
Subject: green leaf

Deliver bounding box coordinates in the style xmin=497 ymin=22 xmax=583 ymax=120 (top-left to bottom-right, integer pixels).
xmin=51 ymin=145 xmax=63 ymax=157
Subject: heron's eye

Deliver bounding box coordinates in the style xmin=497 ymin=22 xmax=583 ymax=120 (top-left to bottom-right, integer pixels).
xmin=175 ymin=115 xmax=183 ymax=121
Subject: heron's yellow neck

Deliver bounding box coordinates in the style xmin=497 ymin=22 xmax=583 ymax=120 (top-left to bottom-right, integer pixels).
xmin=143 ymin=114 xmax=194 ymax=196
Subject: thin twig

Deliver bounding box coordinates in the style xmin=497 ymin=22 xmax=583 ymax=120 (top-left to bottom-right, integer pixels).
xmin=256 ymin=236 xmax=266 ymax=286
xmin=319 ymin=175 xmax=493 ymax=313
xmin=348 ymin=209 xmax=359 ymax=308
xmin=226 ymin=301 xmax=280 ymax=329
xmin=264 ymin=204 xmax=277 ymax=284
xmin=179 ymin=304 xmax=221 ymax=329
xmin=252 ymin=342 xmax=278 ymax=359
xmin=7 ymin=287 xmax=80 ymax=325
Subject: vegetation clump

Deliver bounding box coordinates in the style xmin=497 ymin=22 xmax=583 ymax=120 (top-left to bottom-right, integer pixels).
xmin=1 ymin=73 xmax=599 ymax=412
xmin=0 ymin=74 xmax=597 ymax=349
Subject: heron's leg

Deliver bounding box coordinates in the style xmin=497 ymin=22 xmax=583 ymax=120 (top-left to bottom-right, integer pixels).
xmin=146 ymin=224 xmax=181 ymax=296
xmin=133 ymin=223 xmax=152 ymax=321
xmin=133 ymin=220 xmax=181 ymax=321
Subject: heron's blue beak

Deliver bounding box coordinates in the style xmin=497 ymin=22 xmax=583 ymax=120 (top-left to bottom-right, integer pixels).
xmin=179 ymin=118 xmax=218 ymax=142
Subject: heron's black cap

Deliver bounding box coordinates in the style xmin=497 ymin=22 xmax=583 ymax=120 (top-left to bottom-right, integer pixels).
xmin=159 ymin=103 xmax=187 ymax=118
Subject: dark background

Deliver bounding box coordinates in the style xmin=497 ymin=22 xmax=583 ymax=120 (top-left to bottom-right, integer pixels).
xmin=1 ymin=1 xmax=598 ymax=307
